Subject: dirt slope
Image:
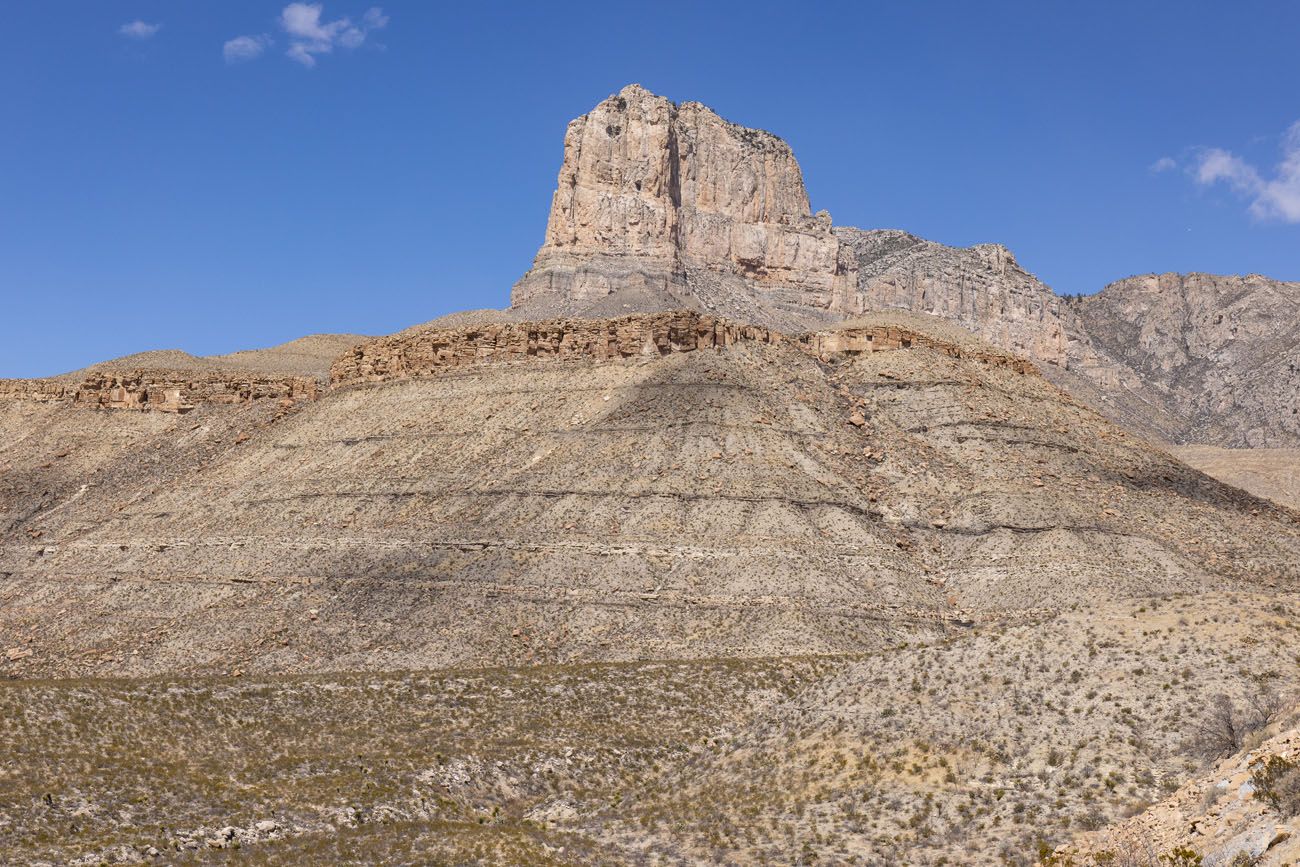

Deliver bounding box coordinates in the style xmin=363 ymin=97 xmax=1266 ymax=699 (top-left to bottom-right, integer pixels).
xmin=1173 ymin=445 xmax=1300 ymax=511
xmin=2 ymin=313 xmax=1297 ymax=680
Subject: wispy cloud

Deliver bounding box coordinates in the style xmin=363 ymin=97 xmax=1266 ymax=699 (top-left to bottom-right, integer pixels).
xmin=1149 ymin=156 xmax=1176 ymax=173
xmin=224 ymin=34 xmax=272 ymax=64
xmin=118 ymin=20 xmax=161 ymax=40
xmin=280 ymin=3 xmax=388 ymax=68
xmin=1191 ymin=121 xmax=1300 ymax=223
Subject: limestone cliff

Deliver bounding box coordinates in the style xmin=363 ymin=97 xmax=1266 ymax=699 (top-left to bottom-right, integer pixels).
xmin=512 ymin=84 xmax=840 ymax=326
xmin=511 ymin=84 xmax=1300 ymax=450
xmin=512 ymin=86 xmax=1074 ymax=370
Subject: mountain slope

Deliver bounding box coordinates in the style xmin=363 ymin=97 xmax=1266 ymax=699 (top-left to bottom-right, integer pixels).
xmin=2 ymin=311 xmax=1297 ymax=680
xmin=1173 ymin=446 xmax=1300 ymax=510
xmin=56 ymin=333 xmax=368 ymax=381
xmin=1074 ymin=272 xmax=1300 ymax=447
xmin=508 ymin=84 xmax=1300 ymax=453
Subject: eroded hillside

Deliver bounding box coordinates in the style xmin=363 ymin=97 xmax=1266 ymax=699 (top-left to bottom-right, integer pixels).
xmin=2 ymin=312 xmax=1297 ymax=681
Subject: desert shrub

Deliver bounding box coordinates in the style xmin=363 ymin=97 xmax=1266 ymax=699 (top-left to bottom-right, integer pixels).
xmin=1251 ymin=755 xmax=1300 ymax=816
xmin=1188 ymin=689 xmax=1284 ymax=760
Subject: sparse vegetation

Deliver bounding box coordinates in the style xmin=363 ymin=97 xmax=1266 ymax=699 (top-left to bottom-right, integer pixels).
xmin=1252 ymin=754 xmax=1300 ymax=816
xmin=1187 ymin=687 xmax=1284 ymax=760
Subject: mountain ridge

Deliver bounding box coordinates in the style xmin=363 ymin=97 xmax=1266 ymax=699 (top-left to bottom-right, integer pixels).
xmin=508 ymin=83 xmax=1300 ymax=450
xmin=4 ymin=84 xmax=1300 ymax=866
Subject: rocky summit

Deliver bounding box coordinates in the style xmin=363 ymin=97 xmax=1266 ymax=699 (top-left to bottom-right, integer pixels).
xmin=512 ymin=85 xmax=1072 ymax=365
xmin=511 ymin=84 xmax=1300 ymax=454
xmin=3 ymin=85 xmax=1300 ymax=866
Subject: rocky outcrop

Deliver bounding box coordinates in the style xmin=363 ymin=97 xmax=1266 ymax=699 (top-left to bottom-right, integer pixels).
xmin=1073 ymin=272 xmax=1300 ymax=447
xmin=330 ymin=312 xmax=780 ymax=384
xmin=1062 ymin=720 xmax=1300 ymax=864
xmin=512 ymin=85 xmax=1074 ymax=356
xmin=329 ymin=310 xmax=1035 ymax=386
xmin=799 ymin=322 xmax=1037 ymax=373
xmin=832 ymin=229 xmax=1072 ymax=365
xmin=511 ymin=85 xmax=1300 ymax=450
xmin=512 ymin=85 xmax=839 ymax=320
xmin=0 ymin=370 xmax=319 ymax=412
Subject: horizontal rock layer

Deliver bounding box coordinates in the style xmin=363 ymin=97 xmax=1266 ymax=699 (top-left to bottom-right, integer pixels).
xmin=330 ymin=311 xmax=1035 ymax=386
xmin=0 ymin=370 xmax=320 ymax=412
xmin=8 ymin=310 xmax=1298 ymax=679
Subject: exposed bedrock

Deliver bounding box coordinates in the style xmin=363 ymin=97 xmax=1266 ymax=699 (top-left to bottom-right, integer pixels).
xmin=509 ymin=84 xmax=1300 ymax=449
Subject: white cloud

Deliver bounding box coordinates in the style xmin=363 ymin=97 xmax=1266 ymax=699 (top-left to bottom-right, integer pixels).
xmin=118 ymin=20 xmax=161 ymax=39
xmin=279 ymin=3 xmax=388 ymax=67
xmin=224 ymin=34 xmax=272 ymax=64
xmin=1192 ymin=121 xmax=1300 ymax=223
xmin=1150 ymin=156 xmax=1177 ymax=173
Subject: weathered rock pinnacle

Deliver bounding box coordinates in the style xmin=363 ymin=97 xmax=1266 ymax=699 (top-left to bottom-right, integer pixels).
xmin=511 ymin=83 xmax=1071 ymax=364
xmin=512 ymin=84 xmax=839 ymax=322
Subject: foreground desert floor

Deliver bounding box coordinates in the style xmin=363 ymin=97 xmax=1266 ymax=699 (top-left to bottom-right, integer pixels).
xmin=4 ymin=592 xmax=1298 ymax=864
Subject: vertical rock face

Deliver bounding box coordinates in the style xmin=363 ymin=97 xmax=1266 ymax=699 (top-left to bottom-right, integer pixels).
xmin=521 ymin=84 xmax=681 ymax=302
xmin=511 ymin=84 xmax=1300 ymax=448
xmin=512 ymin=84 xmax=1072 ymax=357
xmin=832 ymin=229 xmax=1073 ymax=366
xmin=512 ymin=84 xmax=840 ymax=320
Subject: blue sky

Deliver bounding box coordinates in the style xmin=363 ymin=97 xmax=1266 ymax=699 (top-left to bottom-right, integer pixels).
xmin=3 ymin=1 xmax=1299 ymax=377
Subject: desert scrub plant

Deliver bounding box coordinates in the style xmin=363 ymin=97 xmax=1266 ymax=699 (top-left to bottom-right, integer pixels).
xmin=1187 ymin=689 xmax=1283 ymax=759
xmin=1251 ymin=754 xmax=1300 ymax=816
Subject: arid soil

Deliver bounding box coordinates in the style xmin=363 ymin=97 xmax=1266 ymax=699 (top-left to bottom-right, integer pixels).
xmin=1173 ymin=446 xmax=1300 ymax=511
xmin=3 ymin=83 xmax=1300 ymax=867
xmin=3 ymin=313 xmax=1296 ymax=682
xmin=3 ymin=594 xmax=1297 ymax=864
xmin=1 ymin=312 xmax=1298 ymax=865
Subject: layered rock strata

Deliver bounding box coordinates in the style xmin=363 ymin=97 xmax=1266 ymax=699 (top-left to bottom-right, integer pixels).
xmin=510 ymin=84 xmax=1300 ymax=450
xmin=330 ymin=310 xmax=1034 ymax=386
xmin=0 ymin=371 xmax=320 ymax=412
xmin=7 ymin=308 xmax=1300 ymax=679
xmin=512 ymin=85 xmax=1073 ymax=363
xmin=512 ymin=86 xmax=837 ymax=315
xmin=330 ymin=312 xmax=779 ymax=384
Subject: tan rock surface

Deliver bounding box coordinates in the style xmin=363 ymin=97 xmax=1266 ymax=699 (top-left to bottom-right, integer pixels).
xmin=1064 ymin=719 xmax=1300 ymax=865
xmin=511 ymin=85 xmax=1300 ymax=454
xmin=3 ymin=312 xmax=1298 ymax=680
xmin=513 ymin=84 xmax=837 ymax=323
xmin=1075 ymin=272 xmax=1300 ymax=447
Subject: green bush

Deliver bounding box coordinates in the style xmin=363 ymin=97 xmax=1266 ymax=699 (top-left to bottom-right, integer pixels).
xmin=1252 ymin=755 xmax=1300 ymax=816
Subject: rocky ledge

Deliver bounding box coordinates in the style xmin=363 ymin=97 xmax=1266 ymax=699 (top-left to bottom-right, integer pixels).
xmin=0 ymin=370 xmax=320 ymax=412
xmin=330 ymin=310 xmax=1035 ymax=386
xmin=1 ymin=312 xmax=1034 ymax=408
